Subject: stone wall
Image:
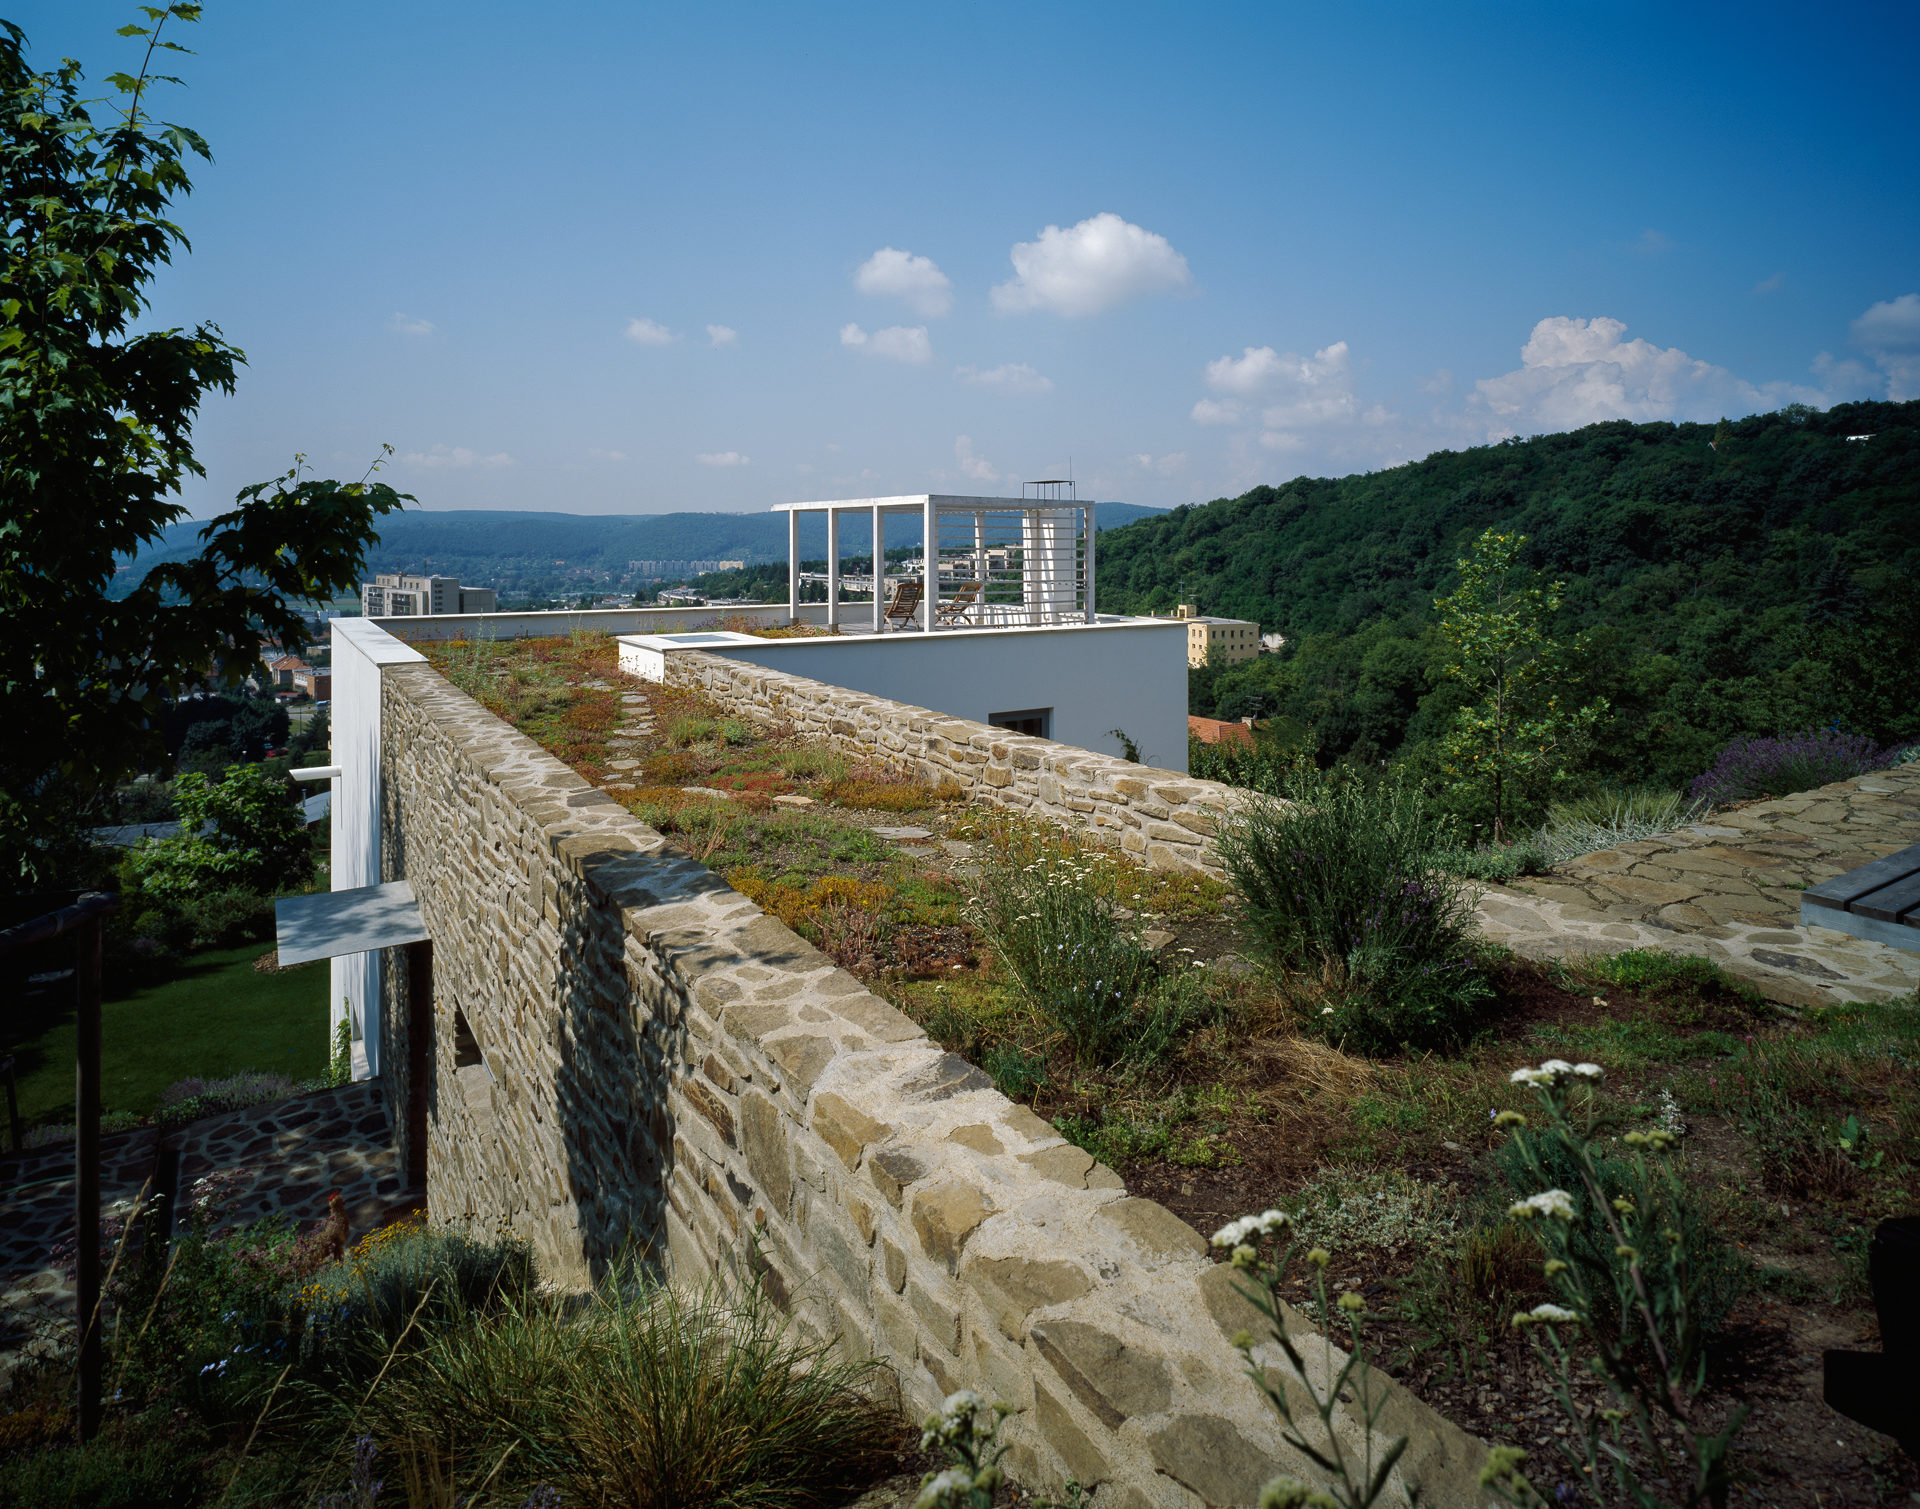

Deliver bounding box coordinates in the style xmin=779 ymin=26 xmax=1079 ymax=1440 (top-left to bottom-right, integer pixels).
xmin=659 ymin=648 xmax=1247 ymax=876
xmin=374 ymin=658 xmax=1490 ymax=1507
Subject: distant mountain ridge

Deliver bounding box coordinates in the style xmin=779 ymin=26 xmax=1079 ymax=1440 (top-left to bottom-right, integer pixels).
xmin=109 ymin=501 xmax=1168 ymax=601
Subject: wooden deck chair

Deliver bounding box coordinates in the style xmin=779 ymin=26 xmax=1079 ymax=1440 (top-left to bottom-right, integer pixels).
xmin=936 ymin=581 xmax=982 ymax=626
xmin=880 ymin=578 xmax=923 ymax=631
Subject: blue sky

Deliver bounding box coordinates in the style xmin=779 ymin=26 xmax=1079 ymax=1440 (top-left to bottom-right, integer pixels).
xmin=17 ymin=1 xmax=1920 ymax=515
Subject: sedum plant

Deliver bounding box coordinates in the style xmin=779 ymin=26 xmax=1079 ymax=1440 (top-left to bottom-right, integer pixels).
xmin=1483 ymin=1059 xmax=1747 ymax=1509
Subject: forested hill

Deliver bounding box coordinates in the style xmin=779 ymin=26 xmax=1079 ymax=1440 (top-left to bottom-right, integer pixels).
xmin=1096 ymin=399 xmax=1920 ymax=791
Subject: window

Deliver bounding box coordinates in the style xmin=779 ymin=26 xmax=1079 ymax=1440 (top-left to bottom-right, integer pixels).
xmin=989 ymin=708 xmax=1051 ymax=739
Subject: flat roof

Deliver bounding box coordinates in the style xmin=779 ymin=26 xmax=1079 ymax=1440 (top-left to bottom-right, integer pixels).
xmin=769 ymin=493 xmax=1089 ymax=514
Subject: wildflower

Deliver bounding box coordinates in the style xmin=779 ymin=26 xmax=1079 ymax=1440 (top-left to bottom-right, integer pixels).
xmin=1231 ymin=1244 xmax=1258 ymax=1269
xmin=1572 ymin=1062 xmax=1603 ymax=1081
xmin=912 ymin=1466 xmax=977 ymax=1509
xmin=1615 ymin=1245 xmax=1639 ymax=1262
xmin=1543 ymin=1259 xmax=1569 ymax=1277
xmin=1259 ymin=1476 xmax=1340 ymax=1509
xmin=1513 ymin=1303 xmax=1579 ymax=1327
xmin=1210 ymin=1209 xmax=1290 ymax=1248
xmin=1493 ymin=1110 xmax=1527 ymax=1128
xmin=1479 ymin=1446 xmax=1528 ymax=1488
xmin=1306 ymin=1247 xmax=1330 ymax=1268
xmin=1336 ymin=1291 xmax=1365 ymax=1314
xmin=1509 ymin=1189 xmax=1576 ymax=1222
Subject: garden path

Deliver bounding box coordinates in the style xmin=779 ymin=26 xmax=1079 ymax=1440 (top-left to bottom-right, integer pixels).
xmin=0 ymin=1082 xmax=414 ymax=1389
xmin=1474 ymin=761 xmax=1920 ymax=1007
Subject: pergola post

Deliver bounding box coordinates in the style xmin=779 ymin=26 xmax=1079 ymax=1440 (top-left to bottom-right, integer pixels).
xmin=922 ymin=495 xmax=937 ymax=632
xmin=826 ymin=508 xmax=840 ymax=628
xmin=787 ymin=508 xmax=799 ymax=623
xmin=871 ymin=505 xmax=884 ymax=633
xmin=1084 ymin=502 xmax=1097 ymax=623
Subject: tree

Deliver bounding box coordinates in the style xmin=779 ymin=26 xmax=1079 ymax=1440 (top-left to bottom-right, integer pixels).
xmin=123 ymin=762 xmax=310 ymax=898
xmin=1434 ymin=529 xmax=1606 ymax=841
xmin=0 ymin=8 xmax=411 ymax=885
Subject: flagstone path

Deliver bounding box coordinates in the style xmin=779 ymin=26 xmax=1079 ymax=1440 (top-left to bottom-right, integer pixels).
xmin=1474 ymin=761 xmax=1920 ymax=1008
xmin=0 ymin=1082 xmax=415 ymax=1387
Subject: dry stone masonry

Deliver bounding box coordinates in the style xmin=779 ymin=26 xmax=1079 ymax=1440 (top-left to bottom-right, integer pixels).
xmin=372 ymin=657 xmax=1493 ymax=1507
xmin=654 ymin=648 xmax=1248 ymax=876
xmin=1477 ymin=762 xmax=1920 ymax=1008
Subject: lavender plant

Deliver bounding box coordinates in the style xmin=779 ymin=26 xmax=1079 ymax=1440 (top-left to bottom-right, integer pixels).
xmin=1483 ymin=1059 xmax=1748 ymax=1509
xmin=1688 ymin=727 xmax=1906 ymax=807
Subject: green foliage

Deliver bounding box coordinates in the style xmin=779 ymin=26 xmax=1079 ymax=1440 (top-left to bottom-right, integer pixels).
xmin=1054 ymin=1084 xmax=1245 ymax=1170
xmin=0 ymin=9 xmax=409 ymax=886
xmin=122 ymin=762 xmax=309 ymax=898
xmin=1215 ymin=772 xmax=1491 ymax=1052
xmin=967 ymin=845 xmax=1158 ymax=1065
xmin=1104 ymin=406 xmax=1920 ymax=788
xmin=1434 ymin=528 xmax=1606 ymax=839
xmin=1490 ymin=1062 xmax=1749 ymax=1509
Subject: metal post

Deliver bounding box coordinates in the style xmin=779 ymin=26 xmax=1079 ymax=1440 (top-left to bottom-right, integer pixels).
xmin=871 ymin=505 xmax=884 ymax=634
xmin=75 ymin=914 xmax=103 ymax=1442
xmin=787 ymin=508 xmax=800 ymax=624
xmin=826 ymin=508 xmax=840 ymax=628
xmin=1084 ymin=502 xmax=1097 ymax=623
xmin=974 ymin=511 xmax=986 ymax=626
xmin=405 ymin=938 xmax=432 ymax=1189
xmin=922 ymin=495 xmax=937 ymax=632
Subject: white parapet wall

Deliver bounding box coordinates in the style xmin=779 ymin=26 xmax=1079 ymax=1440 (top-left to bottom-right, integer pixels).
xmin=328 ymin=617 xmax=428 ymax=1078
xmin=371 ymin=602 xmax=835 ymax=644
xmin=618 ymin=616 xmax=1190 ymax=773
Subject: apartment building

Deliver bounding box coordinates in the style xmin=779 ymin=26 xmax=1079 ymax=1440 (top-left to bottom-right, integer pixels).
xmin=1166 ymin=604 xmax=1261 ymax=668
xmin=361 ymin=573 xmax=498 ymax=617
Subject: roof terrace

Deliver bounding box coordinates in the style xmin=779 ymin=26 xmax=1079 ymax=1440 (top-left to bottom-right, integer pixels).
xmin=772 ymin=484 xmax=1095 ymax=634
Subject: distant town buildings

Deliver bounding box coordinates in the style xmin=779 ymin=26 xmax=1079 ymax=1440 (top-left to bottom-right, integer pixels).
xmin=628 ymin=559 xmax=746 ymax=577
xmin=361 ymin=572 xmax=498 ymax=617
xmin=1163 ymin=604 xmax=1261 ymax=668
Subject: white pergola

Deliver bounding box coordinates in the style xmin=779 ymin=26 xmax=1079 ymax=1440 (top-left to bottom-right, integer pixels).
xmin=771 ymin=493 xmax=1096 ymax=633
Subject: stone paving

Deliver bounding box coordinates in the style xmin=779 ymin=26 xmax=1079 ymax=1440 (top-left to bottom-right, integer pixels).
xmin=1475 ymin=761 xmax=1920 ymax=1008
xmin=0 ymin=1082 xmax=415 ymax=1388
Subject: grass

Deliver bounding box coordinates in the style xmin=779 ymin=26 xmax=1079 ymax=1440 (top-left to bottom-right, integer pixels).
xmin=3 ymin=944 xmax=327 ymax=1129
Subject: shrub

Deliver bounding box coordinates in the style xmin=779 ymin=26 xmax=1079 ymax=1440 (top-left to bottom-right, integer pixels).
xmin=968 ymin=846 xmax=1159 ymax=1065
xmin=1688 ymin=727 xmax=1906 ymax=806
xmin=326 ymin=1262 xmax=896 ymax=1508
xmin=1216 ymin=773 xmax=1491 ymax=1053
xmin=821 ymin=770 xmax=961 ymax=811
xmin=774 ymin=744 xmax=851 ymax=783
xmin=122 ymin=763 xmax=311 ymax=899
xmin=1427 ymin=837 xmax=1551 ymax=883
xmin=156 ymin=1070 xmax=302 ymax=1128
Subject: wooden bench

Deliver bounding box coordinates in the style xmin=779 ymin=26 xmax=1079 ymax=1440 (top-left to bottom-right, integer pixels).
xmin=1801 ymin=842 xmax=1920 ymax=953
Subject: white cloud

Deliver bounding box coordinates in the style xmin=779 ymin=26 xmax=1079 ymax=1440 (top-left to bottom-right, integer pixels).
xmin=706 ymin=324 xmax=739 ymax=347
xmin=840 ymin=322 xmax=933 ymax=364
xmin=1851 ymin=293 xmax=1920 ymax=400
xmin=1190 ymin=398 xmax=1242 ymax=426
xmin=854 ymin=247 xmax=953 ymax=318
xmin=696 ymin=451 xmax=751 ymax=467
xmin=402 ymin=445 xmax=514 ymax=470
xmin=954 ymin=435 xmax=999 ymax=483
xmin=1128 ymin=452 xmax=1187 ymax=475
xmin=624 ymin=317 xmax=677 ymax=346
xmin=991 ymin=212 xmax=1191 ymax=318
xmin=1470 ymin=316 xmax=1825 ymax=432
xmin=956 ymin=362 xmax=1053 ymax=395
xmin=588 ymin=448 xmax=628 ymax=462
xmin=388 ymin=312 xmax=434 ymax=336
xmin=1204 ymin=345 xmax=1289 ymax=395
xmin=1753 ymin=271 xmax=1786 ymax=295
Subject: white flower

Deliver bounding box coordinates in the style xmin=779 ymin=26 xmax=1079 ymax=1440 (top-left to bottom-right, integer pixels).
xmin=1211 ymin=1209 xmax=1289 ymax=1247
xmin=1509 ymin=1067 xmax=1553 ymax=1087
xmin=1539 ymin=1058 xmax=1573 ymax=1076
xmin=1572 ymin=1062 xmax=1604 ymax=1080
xmin=1514 ymin=1302 xmax=1579 ymax=1327
xmin=1508 ymin=1189 xmax=1576 ymax=1222
xmin=912 ymin=1466 xmax=977 ymax=1509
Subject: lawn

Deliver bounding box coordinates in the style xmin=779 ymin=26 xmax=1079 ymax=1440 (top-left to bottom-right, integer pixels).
xmin=4 ymin=944 xmax=328 ymax=1129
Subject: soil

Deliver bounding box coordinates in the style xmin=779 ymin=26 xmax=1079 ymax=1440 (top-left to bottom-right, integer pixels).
xmin=1115 ymin=961 xmax=1920 ymax=1508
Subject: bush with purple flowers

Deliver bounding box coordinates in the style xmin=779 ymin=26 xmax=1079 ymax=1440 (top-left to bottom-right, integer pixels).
xmin=1688 ymin=728 xmax=1908 ymax=808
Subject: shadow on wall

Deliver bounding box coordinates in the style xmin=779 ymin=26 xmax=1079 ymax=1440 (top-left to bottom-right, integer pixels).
xmin=377 ymin=669 xmax=692 ymax=1285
